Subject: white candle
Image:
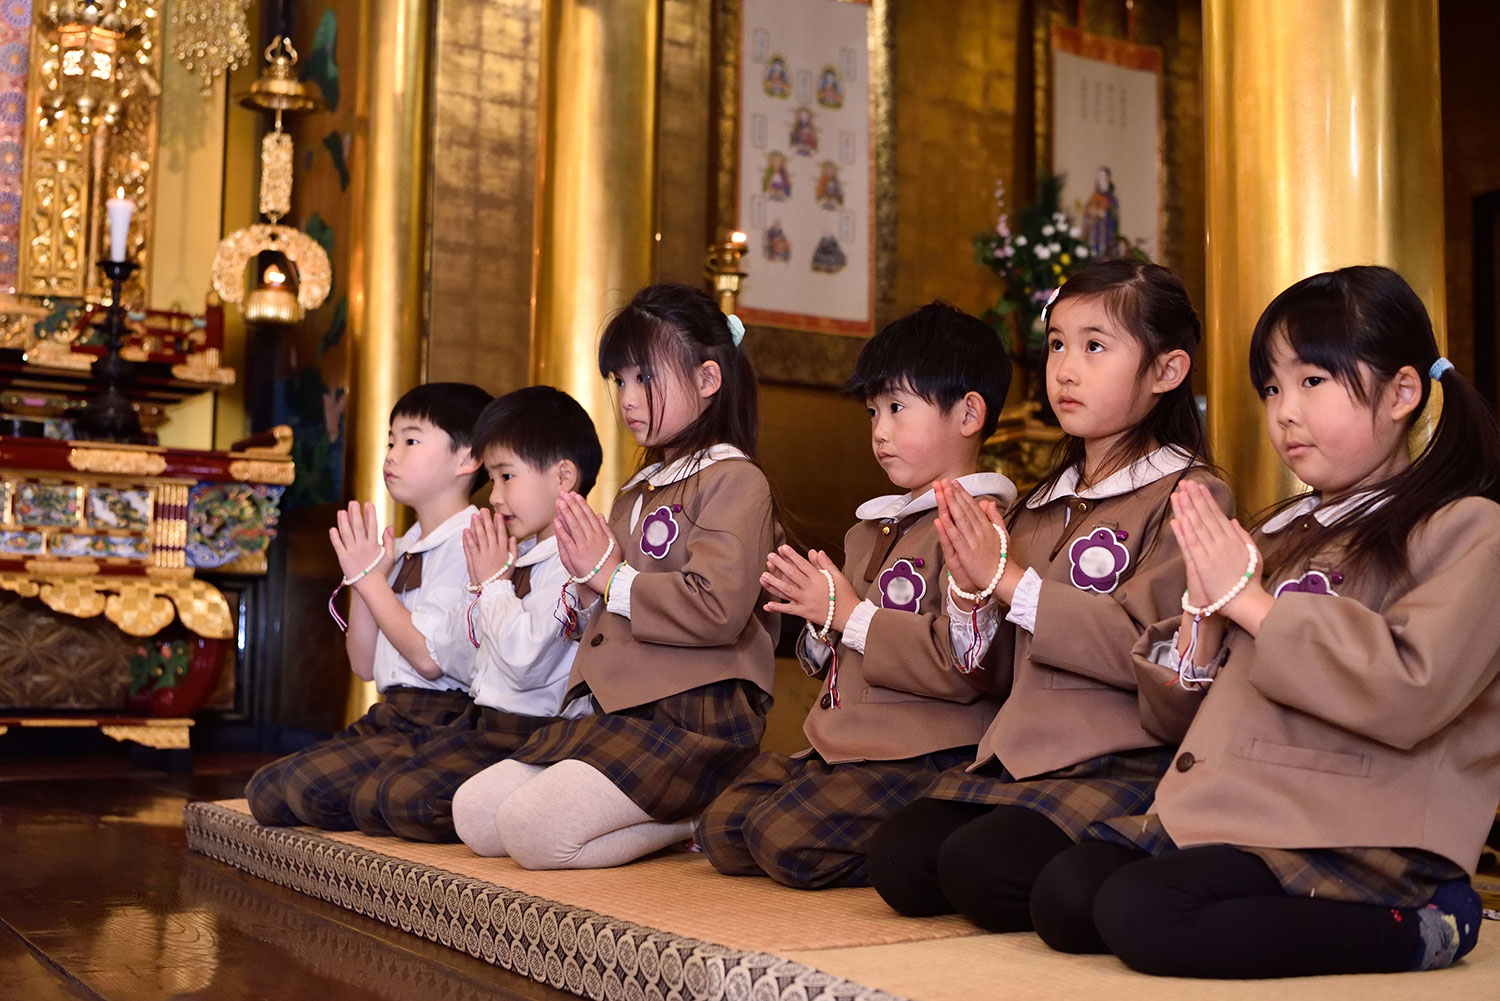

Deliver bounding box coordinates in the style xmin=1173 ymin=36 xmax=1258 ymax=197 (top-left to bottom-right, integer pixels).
xmin=105 ymin=186 xmax=135 ymax=262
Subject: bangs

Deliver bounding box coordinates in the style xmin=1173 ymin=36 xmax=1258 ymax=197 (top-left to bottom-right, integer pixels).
xmin=598 ymin=314 xmax=690 ymax=380
xmin=1248 ymin=278 xmax=1367 ymax=400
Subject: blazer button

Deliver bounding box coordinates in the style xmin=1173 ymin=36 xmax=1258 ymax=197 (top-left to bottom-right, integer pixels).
xmin=589 ymin=634 xmax=604 ymax=647
xmin=819 ymin=693 xmax=832 ymax=709
xmin=1175 ymin=751 xmax=1195 ymax=772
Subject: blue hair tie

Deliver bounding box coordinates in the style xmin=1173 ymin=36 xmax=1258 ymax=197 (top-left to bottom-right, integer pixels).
xmin=726 ymin=313 xmax=745 ymax=347
xmin=1429 ymin=356 xmax=1453 ymax=381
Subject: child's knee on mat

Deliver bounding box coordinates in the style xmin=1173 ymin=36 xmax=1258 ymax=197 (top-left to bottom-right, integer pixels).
xmin=451 ymin=781 xmax=508 ymax=856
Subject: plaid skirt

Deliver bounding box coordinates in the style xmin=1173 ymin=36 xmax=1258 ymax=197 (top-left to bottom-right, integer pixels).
xmin=1087 ymin=813 xmax=1466 ymax=908
xmin=509 ymin=678 xmax=771 ymax=822
xmin=923 ymin=747 xmax=1173 ymax=841
xmin=696 ymin=747 xmax=974 ymax=888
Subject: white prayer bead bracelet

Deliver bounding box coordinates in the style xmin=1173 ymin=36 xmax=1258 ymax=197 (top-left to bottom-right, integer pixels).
xmin=815 ymin=568 xmax=836 ymax=640
xmin=341 ymin=550 xmax=386 ymax=587
xmin=464 ymin=553 xmax=515 ymax=593
xmin=946 ymin=523 xmax=1009 ymax=604
xmin=1181 ymin=540 xmax=1260 ymax=618
xmin=570 ymin=537 xmax=616 ymax=585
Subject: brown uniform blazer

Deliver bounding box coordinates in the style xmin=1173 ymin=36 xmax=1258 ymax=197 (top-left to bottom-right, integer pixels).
xmin=969 ymin=450 xmax=1234 ymax=779
xmin=569 ymin=451 xmax=780 ymax=712
xmin=798 ymin=472 xmax=1017 ymax=764
xmin=1145 ymin=495 xmax=1500 ymax=872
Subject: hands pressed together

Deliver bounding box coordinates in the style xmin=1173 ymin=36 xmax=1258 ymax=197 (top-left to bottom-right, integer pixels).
xmin=933 ymin=480 xmax=1021 ymax=608
xmin=329 ymin=500 xmax=395 ymax=584
xmin=554 ymin=492 xmax=624 ymax=596
xmin=1169 ymin=479 xmax=1271 ymax=632
xmin=463 ymin=508 xmax=517 ymax=585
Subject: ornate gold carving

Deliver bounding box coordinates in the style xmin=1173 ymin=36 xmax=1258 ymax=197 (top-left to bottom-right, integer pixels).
xmin=260 ymin=130 xmax=293 ymax=221
xmin=145 ymin=565 xmax=193 ymax=579
xmin=25 ymin=559 xmax=99 ymax=576
xmin=227 ymin=458 xmax=295 ymax=486
xmin=0 ymin=575 xmax=41 ymax=599
xmin=0 ymin=293 xmax=52 ymax=350
xmin=100 ymin=721 xmax=193 ymax=749
xmin=170 ymin=346 xmax=237 ymax=385
xmin=38 ymin=577 xmax=108 ymax=617
xmin=68 ymin=447 xmax=168 ymax=476
xmin=212 ymin=224 xmax=332 ymax=312
xmin=20 ymin=3 xmax=162 ymax=305
xmin=0 ymin=570 xmax=232 ymax=639
xmin=165 ymin=579 xmax=233 ymax=638
xmin=104 ymin=581 xmax=176 ymax=636
xmin=235 ymin=424 xmax=294 ymax=457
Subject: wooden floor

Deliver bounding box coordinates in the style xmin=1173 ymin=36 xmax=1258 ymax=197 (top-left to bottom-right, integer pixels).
xmin=0 ymin=748 xmax=575 ymax=1001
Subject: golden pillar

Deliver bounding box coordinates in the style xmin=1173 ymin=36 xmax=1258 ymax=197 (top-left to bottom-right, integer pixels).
xmin=531 ymin=0 xmax=659 ymax=501
xmin=1203 ymin=0 xmax=1445 ymax=511
xmin=345 ymin=0 xmax=431 ymax=720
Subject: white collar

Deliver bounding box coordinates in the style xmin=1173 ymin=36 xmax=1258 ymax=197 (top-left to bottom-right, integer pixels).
xmin=516 ymin=534 xmax=558 ymax=568
xmin=1025 ymin=446 xmax=1196 ymax=509
xmin=854 ymin=472 xmax=1018 ymax=522
xmin=620 ymin=444 xmax=751 ymax=492
xmin=1261 ymin=490 xmax=1386 ymax=534
xmin=394 ymin=504 xmax=478 ymax=557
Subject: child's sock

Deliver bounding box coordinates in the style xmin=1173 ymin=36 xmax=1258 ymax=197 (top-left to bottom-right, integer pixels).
xmin=1409 ymin=879 xmax=1483 ymax=971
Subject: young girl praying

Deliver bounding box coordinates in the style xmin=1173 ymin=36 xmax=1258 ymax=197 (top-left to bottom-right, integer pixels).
xmin=867 ymin=260 xmax=1234 ymax=931
xmin=451 ymin=283 xmax=780 ymax=869
xmin=1030 ymin=265 xmax=1500 ymax=978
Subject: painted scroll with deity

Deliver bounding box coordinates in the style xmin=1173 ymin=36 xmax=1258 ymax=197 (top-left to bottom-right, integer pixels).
xmin=1050 ymin=23 xmax=1165 ymax=261
xmin=738 ymin=0 xmax=873 ymax=335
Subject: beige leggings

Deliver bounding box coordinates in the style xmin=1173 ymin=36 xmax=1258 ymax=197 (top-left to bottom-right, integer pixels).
xmin=452 ymin=758 xmax=695 ymax=869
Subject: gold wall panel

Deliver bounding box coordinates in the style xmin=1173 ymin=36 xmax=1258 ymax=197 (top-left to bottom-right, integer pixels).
xmin=425 ymin=0 xmax=542 ymax=395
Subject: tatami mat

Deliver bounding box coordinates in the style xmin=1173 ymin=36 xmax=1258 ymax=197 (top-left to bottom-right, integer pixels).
xmin=786 ymin=931 xmax=1500 ymax=1001
xmin=189 ymin=799 xmax=1500 ymax=1001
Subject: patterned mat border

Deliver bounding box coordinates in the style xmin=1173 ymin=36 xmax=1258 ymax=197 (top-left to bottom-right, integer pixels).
xmin=185 ymin=802 xmax=908 ymax=1001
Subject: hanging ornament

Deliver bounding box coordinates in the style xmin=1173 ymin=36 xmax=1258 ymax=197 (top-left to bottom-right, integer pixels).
xmin=169 ymin=0 xmax=252 ymax=95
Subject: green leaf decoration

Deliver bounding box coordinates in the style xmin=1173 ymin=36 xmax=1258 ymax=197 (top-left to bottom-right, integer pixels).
xmin=303 ymin=8 xmax=340 ymax=111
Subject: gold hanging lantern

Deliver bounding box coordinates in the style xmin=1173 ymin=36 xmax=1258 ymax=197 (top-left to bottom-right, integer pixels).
xmin=40 ymin=0 xmax=140 ymax=132
xmin=213 ymin=38 xmax=329 ymax=328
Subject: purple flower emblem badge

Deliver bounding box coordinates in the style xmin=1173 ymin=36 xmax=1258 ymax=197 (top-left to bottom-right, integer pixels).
xmin=639 ymin=505 xmax=680 ymax=560
xmin=878 ymin=558 xmax=926 ymax=612
xmin=1068 ymin=527 xmax=1131 ymax=593
xmin=1274 ymin=569 xmax=1338 ymax=598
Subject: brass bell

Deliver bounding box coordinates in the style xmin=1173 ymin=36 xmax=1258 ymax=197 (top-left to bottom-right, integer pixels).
xmin=238 ymin=37 xmax=325 ymax=115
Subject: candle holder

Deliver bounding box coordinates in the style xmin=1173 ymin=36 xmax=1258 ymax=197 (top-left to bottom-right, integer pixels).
xmin=705 ymin=231 xmax=749 ymax=315
xmin=74 ymin=258 xmax=143 ymax=442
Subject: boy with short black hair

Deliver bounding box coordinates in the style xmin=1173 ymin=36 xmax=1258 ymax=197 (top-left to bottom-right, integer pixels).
xmin=246 ymin=381 xmax=492 ymax=830
xmin=695 ymin=301 xmax=1017 ymax=888
xmin=355 ymin=385 xmax=605 ymax=842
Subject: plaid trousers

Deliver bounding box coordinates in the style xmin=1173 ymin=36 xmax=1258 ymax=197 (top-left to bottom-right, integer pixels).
xmin=362 ymin=707 xmax=557 ymax=842
xmin=695 ymin=746 xmax=973 ymax=889
xmin=245 ymin=687 xmax=471 ymax=830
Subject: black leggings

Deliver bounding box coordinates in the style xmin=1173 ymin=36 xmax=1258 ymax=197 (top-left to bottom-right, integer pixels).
xmin=1031 ymin=842 xmax=1422 ymax=978
xmin=867 ymin=798 xmax=1074 ymax=932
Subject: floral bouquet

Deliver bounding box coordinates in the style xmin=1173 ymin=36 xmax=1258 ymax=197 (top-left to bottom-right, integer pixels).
xmin=975 ymin=173 xmax=1142 ymax=370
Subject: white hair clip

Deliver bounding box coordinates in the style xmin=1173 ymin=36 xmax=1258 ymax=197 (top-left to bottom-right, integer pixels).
xmin=1040 ymin=285 xmax=1062 ymax=327
xmin=726 ymin=313 xmax=746 ymax=347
